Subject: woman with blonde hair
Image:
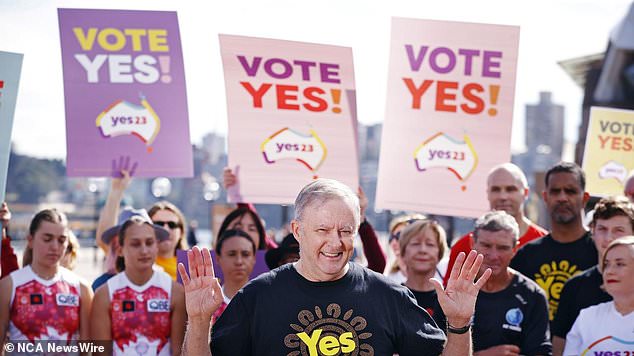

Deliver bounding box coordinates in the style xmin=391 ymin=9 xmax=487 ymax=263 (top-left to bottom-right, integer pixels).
xmin=400 ymin=219 xmax=449 ymax=330
xmin=564 ymin=236 xmax=634 ymax=355
xmin=385 ymin=213 xmax=427 ymax=283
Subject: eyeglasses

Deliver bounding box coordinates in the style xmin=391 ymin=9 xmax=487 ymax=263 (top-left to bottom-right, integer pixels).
xmin=154 ymin=221 xmax=181 ymax=229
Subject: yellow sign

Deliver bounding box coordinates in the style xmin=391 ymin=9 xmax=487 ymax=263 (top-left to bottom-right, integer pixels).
xmin=583 ymin=107 xmax=634 ymax=197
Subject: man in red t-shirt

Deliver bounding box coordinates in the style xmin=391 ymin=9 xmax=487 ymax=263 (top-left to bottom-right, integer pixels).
xmin=443 ymin=163 xmax=547 ymax=286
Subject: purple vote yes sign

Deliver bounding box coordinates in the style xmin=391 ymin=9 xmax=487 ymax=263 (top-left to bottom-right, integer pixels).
xmin=58 ymin=8 xmax=193 ymax=177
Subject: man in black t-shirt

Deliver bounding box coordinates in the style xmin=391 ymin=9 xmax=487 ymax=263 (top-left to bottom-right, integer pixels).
xmin=511 ymin=162 xmax=597 ymax=323
xmin=471 ymin=211 xmax=551 ymax=355
xmin=551 ymin=196 xmax=634 ymax=356
xmin=178 ymin=179 xmax=493 ymax=356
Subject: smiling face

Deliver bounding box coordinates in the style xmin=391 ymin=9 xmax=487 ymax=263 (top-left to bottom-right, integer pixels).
xmin=28 ymin=220 xmax=68 ymax=269
xmin=119 ymin=223 xmax=158 ymax=271
xmin=402 ymin=227 xmax=440 ymax=275
xmin=292 ymin=197 xmax=357 ymax=282
xmin=602 ymin=243 xmax=634 ymax=300
xmin=543 ymin=172 xmax=589 ymax=226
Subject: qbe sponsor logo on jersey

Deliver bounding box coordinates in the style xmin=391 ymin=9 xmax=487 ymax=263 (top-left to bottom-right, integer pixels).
xmin=147 ymin=299 xmax=170 ymax=312
xmin=56 ymin=293 xmax=79 ymax=306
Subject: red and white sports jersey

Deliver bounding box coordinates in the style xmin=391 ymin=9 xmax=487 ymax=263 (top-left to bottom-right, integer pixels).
xmin=9 ymin=265 xmax=81 ymax=342
xmin=107 ymin=270 xmax=172 ymax=356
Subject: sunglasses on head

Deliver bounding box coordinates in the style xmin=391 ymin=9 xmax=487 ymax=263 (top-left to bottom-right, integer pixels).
xmin=154 ymin=221 xmax=181 ymax=229
xmin=388 ymin=217 xmax=434 ymax=242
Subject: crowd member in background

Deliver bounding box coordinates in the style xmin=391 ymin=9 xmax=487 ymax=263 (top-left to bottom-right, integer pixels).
xmin=386 ymin=213 xmax=427 ymax=283
xmin=552 ymin=196 xmax=634 ymax=355
xmin=471 ymin=211 xmax=551 ymax=356
xmin=217 ymin=206 xmax=268 ymax=250
xmin=0 ymin=209 xmax=93 ymax=346
xmin=222 ymin=167 xmax=387 ymax=272
xmin=95 ymin=169 xmax=133 ymax=289
xmin=96 ymin=168 xmax=188 ymax=280
xmin=91 ymin=209 xmax=186 ymax=355
xmin=400 ymin=219 xmax=448 ymax=331
xmin=149 ymin=200 xmax=189 ymax=279
xmin=212 ymin=229 xmax=257 ymax=324
xmin=511 ymin=162 xmax=597 ymax=322
xmin=564 ymin=236 xmax=634 ymax=355
xmin=264 ymin=233 xmax=300 ymax=270
xmin=0 ymin=202 xmax=19 ymax=278
xmin=187 ymin=219 xmax=199 ymax=247
xmin=23 ymin=229 xmax=80 ymax=271
xmin=444 ymin=163 xmax=547 ymax=287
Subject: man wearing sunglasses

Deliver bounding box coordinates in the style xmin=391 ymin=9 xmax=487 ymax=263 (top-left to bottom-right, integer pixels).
xmin=443 ymin=163 xmax=547 ymax=287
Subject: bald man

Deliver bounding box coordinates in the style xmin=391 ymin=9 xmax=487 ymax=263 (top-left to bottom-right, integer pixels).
xmin=443 ymin=163 xmax=547 ymax=286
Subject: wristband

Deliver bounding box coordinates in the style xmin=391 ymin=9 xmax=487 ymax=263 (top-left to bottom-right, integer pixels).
xmin=447 ymin=322 xmax=471 ymax=334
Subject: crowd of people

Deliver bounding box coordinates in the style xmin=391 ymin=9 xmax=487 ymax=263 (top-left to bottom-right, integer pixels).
xmin=0 ymin=161 xmax=633 ymax=356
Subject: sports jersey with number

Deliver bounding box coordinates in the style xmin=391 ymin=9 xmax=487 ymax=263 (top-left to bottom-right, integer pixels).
xmin=9 ymin=265 xmax=81 ymax=342
xmin=107 ymin=270 xmax=172 ymax=355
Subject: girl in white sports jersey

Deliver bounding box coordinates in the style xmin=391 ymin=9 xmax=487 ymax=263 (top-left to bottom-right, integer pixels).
xmin=91 ymin=209 xmax=186 ymax=356
xmin=0 ymin=209 xmax=93 ymax=347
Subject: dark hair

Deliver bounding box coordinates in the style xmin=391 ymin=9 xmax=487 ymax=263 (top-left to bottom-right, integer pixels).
xmin=215 ymin=229 xmax=256 ymax=256
xmin=592 ymin=196 xmax=634 ymax=231
xmin=148 ymin=201 xmax=188 ymax=254
xmin=29 ymin=209 xmax=67 ymax=236
xmin=545 ymin=161 xmax=586 ymax=190
xmin=116 ymin=217 xmax=156 ymax=271
xmin=217 ymin=207 xmax=266 ymax=250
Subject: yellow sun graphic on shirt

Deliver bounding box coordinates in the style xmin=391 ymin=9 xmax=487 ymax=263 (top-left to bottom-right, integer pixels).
xmin=284 ymin=303 xmax=374 ymax=356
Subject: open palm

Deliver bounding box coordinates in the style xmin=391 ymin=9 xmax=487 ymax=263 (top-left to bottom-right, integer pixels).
xmin=178 ymin=247 xmax=224 ymax=321
xmin=431 ymin=251 xmax=491 ymax=326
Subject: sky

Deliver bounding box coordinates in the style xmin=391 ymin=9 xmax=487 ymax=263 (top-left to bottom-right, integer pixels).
xmin=1 ymin=0 xmax=632 ymax=159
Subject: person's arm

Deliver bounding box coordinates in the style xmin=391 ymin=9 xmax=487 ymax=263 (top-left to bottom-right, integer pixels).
xmin=90 ymin=285 xmax=112 ymax=340
xmin=430 ymin=251 xmax=492 ymax=356
xmin=178 ymin=247 xmax=224 ymax=356
xmin=79 ymin=281 xmax=94 ymax=340
xmin=356 ymin=188 xmax=386 ymax=273
xmin=473 ymin=345 xmax=520 ymax=356
xmin=223 ymin=167 xmax=256 ymax=211
xmin=519 ymin=287 xmax=551 ymax=356
xmin=0 ymin=276 xmax=13 ymax=349
xmin=170 ymin=282 xmax=187 ymax=356
xmin=552 ymin=337 xmax=565 ymax=356
xmin=95 ymin=170 xmax=132 ymax=252
xmin=0 ymin=202 xmax=18 ymax=278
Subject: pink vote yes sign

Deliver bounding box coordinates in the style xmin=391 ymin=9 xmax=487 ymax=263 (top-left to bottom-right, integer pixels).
xmin=377 ymin=18 xmax=520 ymax=218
